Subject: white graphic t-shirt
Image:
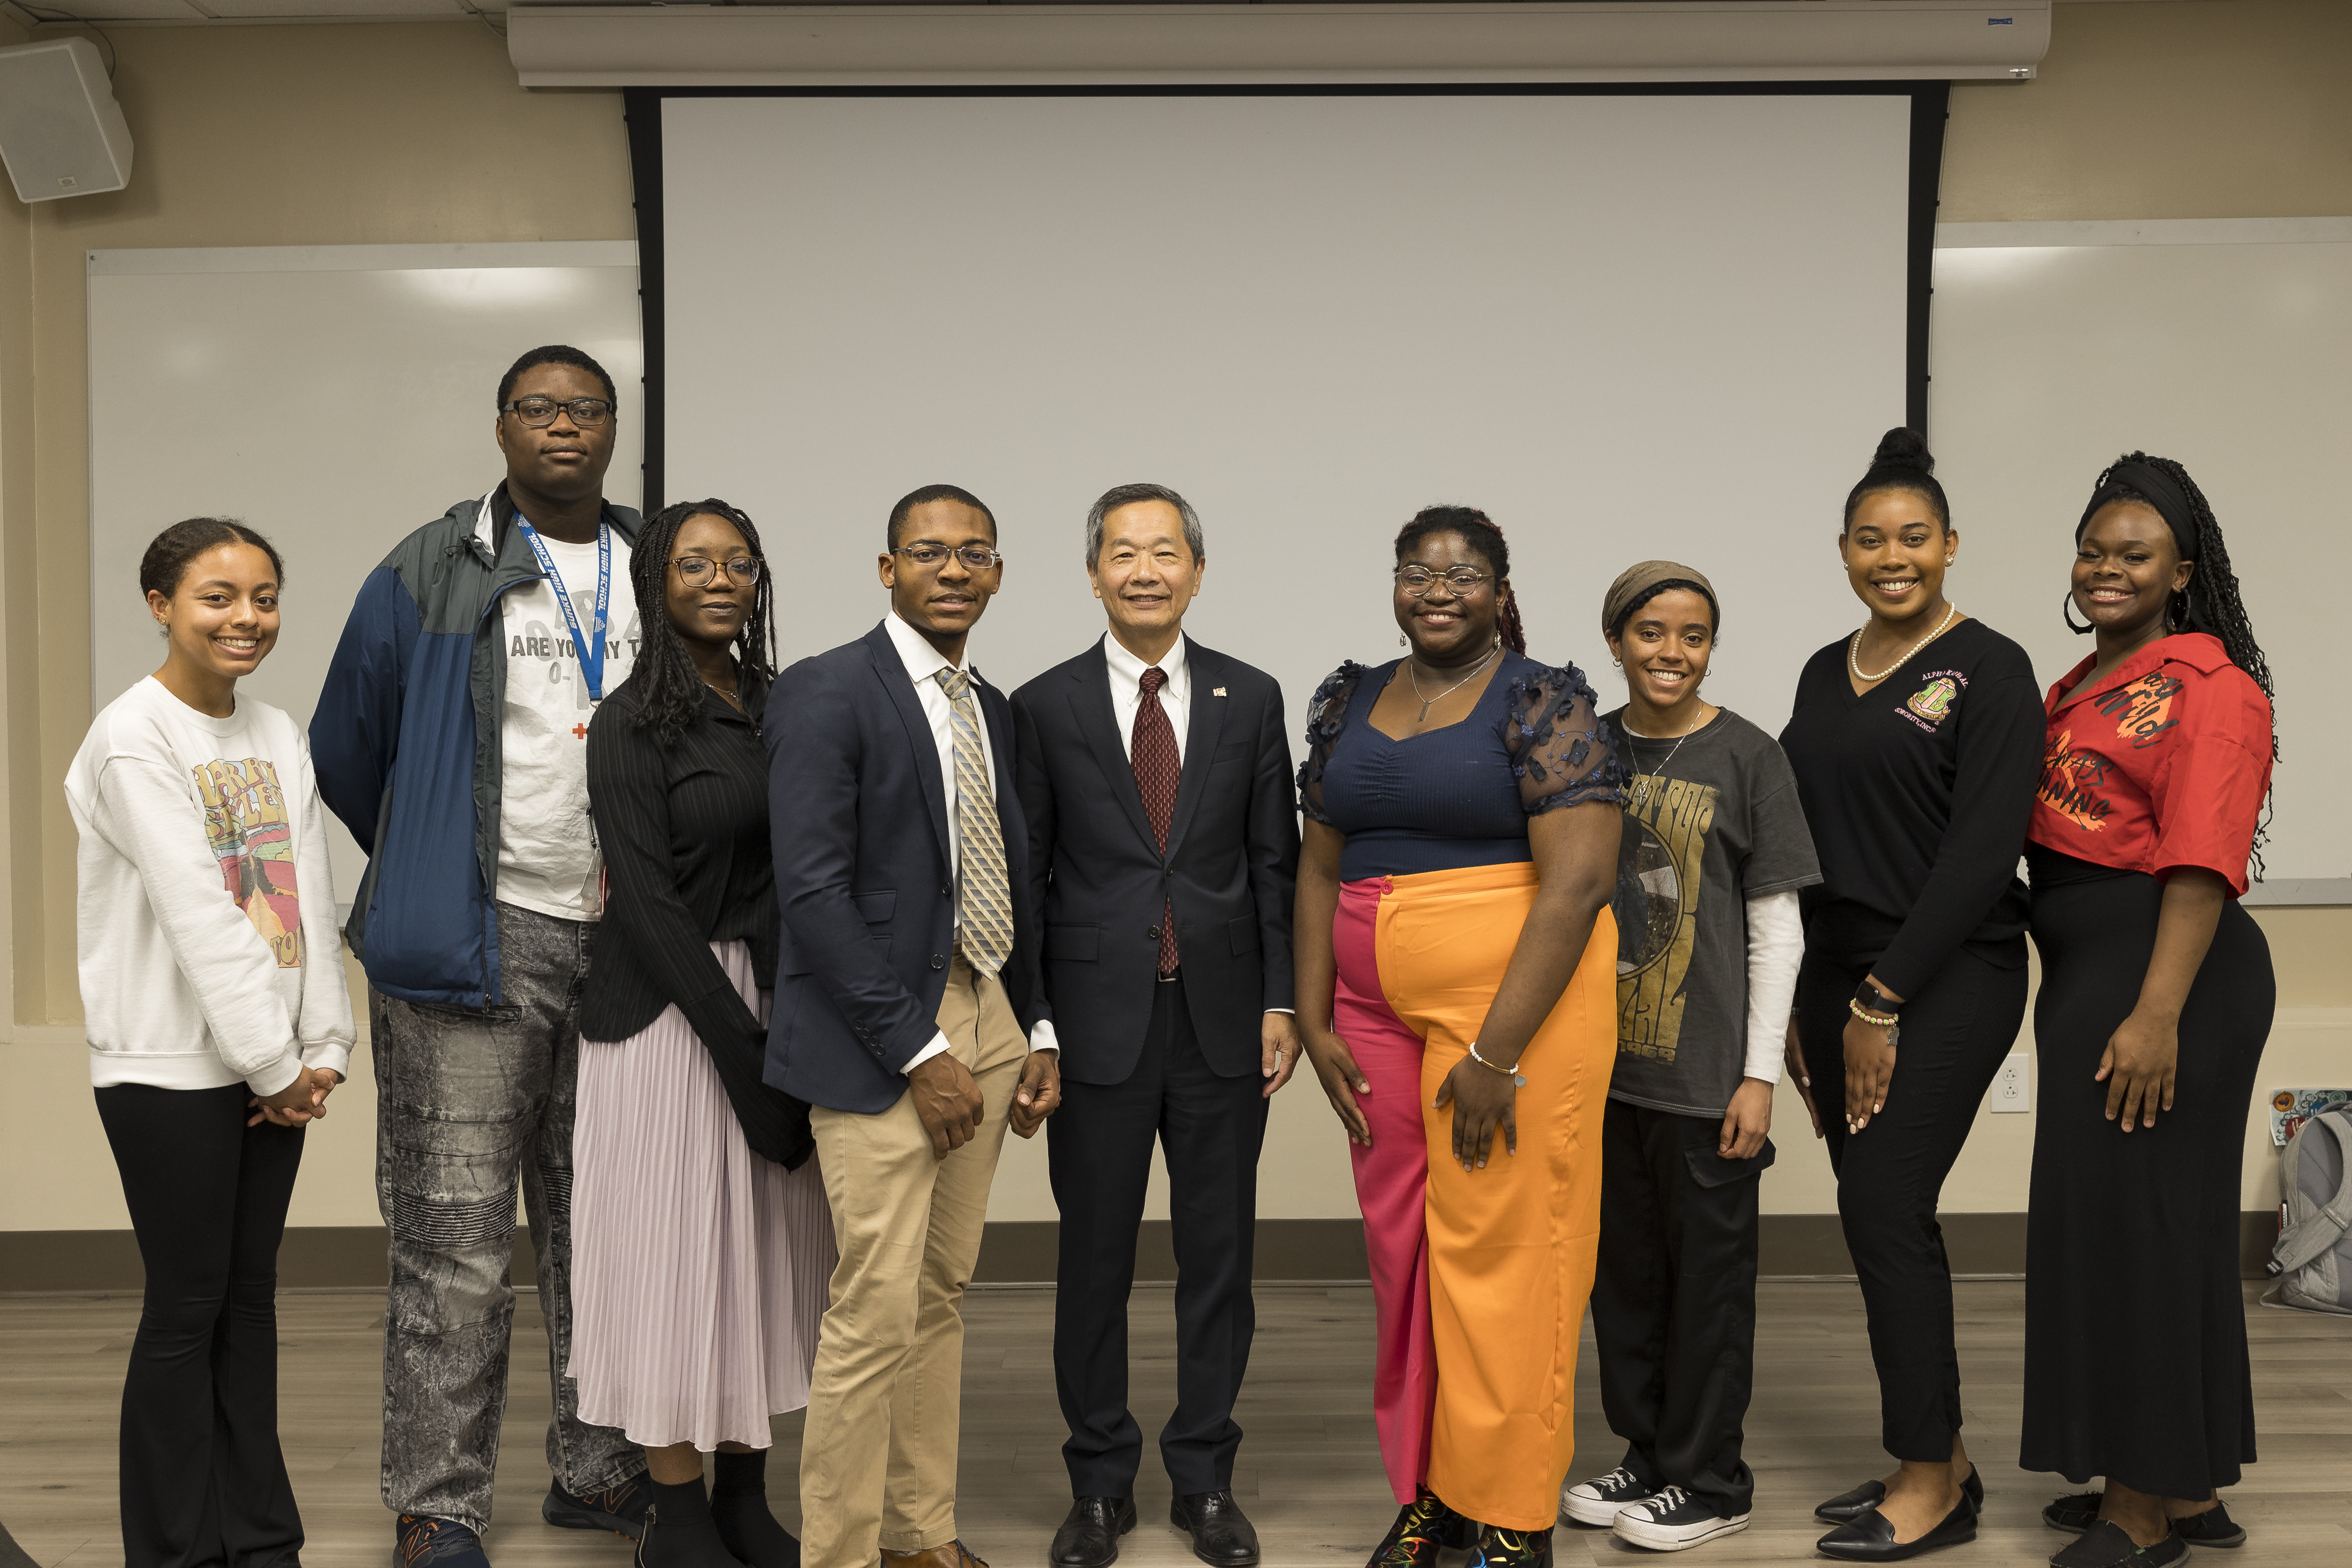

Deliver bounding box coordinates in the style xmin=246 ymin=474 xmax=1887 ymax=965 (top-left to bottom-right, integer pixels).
xmin=497 ymin=527 xmax=641 ymax=920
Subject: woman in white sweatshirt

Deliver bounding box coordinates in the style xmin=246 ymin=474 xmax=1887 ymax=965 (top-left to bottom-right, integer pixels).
xmin=67 ymin=517 xmax=354 ymax=1568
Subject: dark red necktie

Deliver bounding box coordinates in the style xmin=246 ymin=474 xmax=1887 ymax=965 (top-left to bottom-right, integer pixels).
xmin=1132 ymin=667 xmax=1182 ymax=975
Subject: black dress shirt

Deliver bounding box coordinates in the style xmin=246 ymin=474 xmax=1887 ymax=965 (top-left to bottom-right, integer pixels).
xmin=581 ymin=668 xmax=810 ymax=1167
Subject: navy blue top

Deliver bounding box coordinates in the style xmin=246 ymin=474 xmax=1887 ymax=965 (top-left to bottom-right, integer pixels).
xmin=1298 ymin=651 xmax=1625 ymax=881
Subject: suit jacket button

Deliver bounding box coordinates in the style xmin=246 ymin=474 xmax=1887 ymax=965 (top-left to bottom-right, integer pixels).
xmin=931 ymin=954 xmax=946 ymax=970
xmin=1148 ymin=925 xmax=1162 ymax=939
xmin=940 ymin=885 xmax=952 ymax=898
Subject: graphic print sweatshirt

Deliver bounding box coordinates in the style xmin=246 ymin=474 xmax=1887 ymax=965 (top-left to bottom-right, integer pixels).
xmin=67 ymin=677 xmax=355 ymax=1093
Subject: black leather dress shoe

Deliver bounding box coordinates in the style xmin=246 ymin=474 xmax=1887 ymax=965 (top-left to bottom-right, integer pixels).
xmin=1169 ymin=1491 xmax=1260 ymax=1568
xmin=1817 ymin=1468 xmax=1985 ymax=1525
xmin=1816 ymin=1499 xmax=1977 ymax=1562
xmin=1050 ymin=1498 xmax=1137 ymax=1568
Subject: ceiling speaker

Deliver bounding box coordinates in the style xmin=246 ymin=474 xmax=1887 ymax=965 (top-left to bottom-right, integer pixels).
xmin=0 ymin=37 xmax=135 ymax=204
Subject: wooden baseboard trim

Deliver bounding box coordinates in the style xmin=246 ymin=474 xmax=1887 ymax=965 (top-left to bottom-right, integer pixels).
xmin=0 ymin=1212 xmax=2282 ymax=1294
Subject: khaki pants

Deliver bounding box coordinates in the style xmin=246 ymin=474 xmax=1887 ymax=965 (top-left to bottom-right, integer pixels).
xmin=801 ymin=955 xmax=1031 ymax=1568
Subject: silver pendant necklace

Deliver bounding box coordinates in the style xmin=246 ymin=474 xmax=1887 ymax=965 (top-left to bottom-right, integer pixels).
xmin=1626 ymin=705 xmax=1709 ymax=806
xmin=1405 ymin=638 xmax=1502 ymax=722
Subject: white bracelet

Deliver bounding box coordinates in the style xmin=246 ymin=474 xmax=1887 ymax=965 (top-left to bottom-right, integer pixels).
xmin=1468 ymin=1041 xmax=1526 ymax=1087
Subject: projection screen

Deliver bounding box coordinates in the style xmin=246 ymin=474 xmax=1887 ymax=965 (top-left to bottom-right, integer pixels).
xmin=654 ymin=90 xmax=1921 ymax=735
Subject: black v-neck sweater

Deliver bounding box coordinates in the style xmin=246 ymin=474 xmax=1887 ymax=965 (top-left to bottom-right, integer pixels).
xmin=1777 ymin=618 xmax=2043 ymax=999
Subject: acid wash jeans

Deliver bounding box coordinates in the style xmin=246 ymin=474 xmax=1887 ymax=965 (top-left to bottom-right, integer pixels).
xmin=373 ymin=900 xmax=642 ymax=1532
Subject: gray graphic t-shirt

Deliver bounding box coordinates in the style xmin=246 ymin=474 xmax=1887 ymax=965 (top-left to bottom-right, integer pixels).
xmin=1604 ymin=707 xmax=1820 ymax=1119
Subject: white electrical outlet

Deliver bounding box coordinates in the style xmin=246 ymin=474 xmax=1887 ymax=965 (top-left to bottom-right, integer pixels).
xmin=1992 ymin=1053 xmax=2031 ymax=1113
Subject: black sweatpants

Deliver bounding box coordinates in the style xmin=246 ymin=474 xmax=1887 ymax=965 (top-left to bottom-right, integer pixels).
xmin=1591 ymin=1098 xmax=1770 ymax=1519
xmin=1047 ymin=975 xmax=1269 ymax=1498
xmin=95 ymin=1081 xmax=305 ymax=1568
xmin=1798 ymin=944 xmax=2026 ymax=1463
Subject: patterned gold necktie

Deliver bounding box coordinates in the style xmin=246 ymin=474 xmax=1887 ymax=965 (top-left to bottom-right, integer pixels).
xmin=936 ymin=668 xmax=1013 ymax=975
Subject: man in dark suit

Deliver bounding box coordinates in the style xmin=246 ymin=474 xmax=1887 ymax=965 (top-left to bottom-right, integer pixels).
xmin=1012 ymin=484 xmax=1301 ymax=1568
xmin=766 ymin=484 xmax=1062 ymax=1568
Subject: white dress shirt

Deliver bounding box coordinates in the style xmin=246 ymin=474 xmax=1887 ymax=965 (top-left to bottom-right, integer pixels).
xmin=1101 ymin=630 xmax=1191 ymax=764
xmin=880 ymin=614 xmax=1051 ymax=1071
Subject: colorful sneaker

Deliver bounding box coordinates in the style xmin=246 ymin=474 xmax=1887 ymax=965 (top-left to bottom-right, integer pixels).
xmin=1610 ymin=1487 xmax=1751 ymax=1553
xmin=1559 ymin=1466 xmax=1660 ymax=1527
xmin=1365 ymin=1487 xmax=1470 ymax=1568
xmin=1467 ymin=1526 xmax=1551 ymax=1568
xmin=396 ymin=1514 xmax=491 ymax=1568
xmin=544 ymin=1473 xmax=655 ymax=1541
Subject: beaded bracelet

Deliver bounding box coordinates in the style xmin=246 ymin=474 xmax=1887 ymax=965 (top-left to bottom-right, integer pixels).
xmin=1847 ymin=997 xmax=1900 ymax=1030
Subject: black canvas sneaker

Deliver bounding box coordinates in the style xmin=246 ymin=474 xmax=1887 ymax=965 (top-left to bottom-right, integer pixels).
xmin=1611 ymin=1487 xmax=1752 ymax=1552
xmin=1558 ymin=1466 xmax=1661 ymax=1527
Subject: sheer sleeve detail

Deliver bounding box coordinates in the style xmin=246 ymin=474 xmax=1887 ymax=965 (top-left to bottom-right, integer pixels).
xmin=1504 ymin=664 xmax=1627 ymax=815
xmin=1296 ymin=661 xmax=1366 ymax=825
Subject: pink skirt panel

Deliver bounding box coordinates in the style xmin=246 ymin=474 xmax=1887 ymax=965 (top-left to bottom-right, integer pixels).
xmin=569 ymin=940 xmax=838 ymax=1450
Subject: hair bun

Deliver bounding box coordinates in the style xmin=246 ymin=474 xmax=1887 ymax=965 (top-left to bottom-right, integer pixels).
xmin=1870 ymin=426 xmax=1934 ymax=474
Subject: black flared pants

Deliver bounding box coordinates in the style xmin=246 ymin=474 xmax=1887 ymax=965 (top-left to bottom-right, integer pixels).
xmin=95 ymin=1082 xmax=304 ymax=1568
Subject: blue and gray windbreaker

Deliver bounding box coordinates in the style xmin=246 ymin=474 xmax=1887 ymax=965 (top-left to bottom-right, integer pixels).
xmin=311 ymin=486 xmax=644 ymax=1006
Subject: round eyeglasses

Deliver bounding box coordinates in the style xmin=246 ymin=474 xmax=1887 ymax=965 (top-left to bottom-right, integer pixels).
xmin=1395 ymin=565 xmax=1491 ymax=596
xmin=672 ymin=555 xmax=761 ymax=587
xmin=502 ymin=396 xmax=614 ymax=428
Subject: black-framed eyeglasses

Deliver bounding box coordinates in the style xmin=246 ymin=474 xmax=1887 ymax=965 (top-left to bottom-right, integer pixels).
xmin=502 ymin=396 xmax=614 ymax=428
xmin=893 ymin=543 xmax=1004 ymax=572
xmin=1395 ymin=564 xmax=1491 ymax=596
xmin=672 ymin=555 xmax=761 ymax=588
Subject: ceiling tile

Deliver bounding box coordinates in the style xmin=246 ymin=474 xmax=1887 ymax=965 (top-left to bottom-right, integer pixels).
xmin=193 ymin=0 xmax=471 ymax=14
xmin=15 ymin=0 xmax=210 ymax=20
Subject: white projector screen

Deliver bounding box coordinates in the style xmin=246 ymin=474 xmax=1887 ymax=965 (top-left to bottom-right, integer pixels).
xmin=661 ymin=92 xmax=1913 ymax=739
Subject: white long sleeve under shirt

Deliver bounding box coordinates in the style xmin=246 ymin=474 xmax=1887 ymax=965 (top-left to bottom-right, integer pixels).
xmin=67 ymin=677 xmax=355 ymax=1094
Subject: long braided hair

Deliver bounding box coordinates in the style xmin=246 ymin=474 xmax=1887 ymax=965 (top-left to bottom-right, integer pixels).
xmin=2081 ymin=453 xmax=2273 ymax=730
xmin=1394 ymin=504 xmax=1527 ymax=654
xmin=627 ymin=497 xmax=775 ymax=745
xmin=2082 ymin=452 xmax=2277 ymax=873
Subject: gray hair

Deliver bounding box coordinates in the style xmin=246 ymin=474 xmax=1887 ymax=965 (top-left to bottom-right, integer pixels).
xmin=1085 ymin=483 xmax=1204 ymax=567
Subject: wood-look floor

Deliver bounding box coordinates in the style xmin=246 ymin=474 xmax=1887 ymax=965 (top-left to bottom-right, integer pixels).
xmin=2 ymin=1282 xmax=2346 ymax=1568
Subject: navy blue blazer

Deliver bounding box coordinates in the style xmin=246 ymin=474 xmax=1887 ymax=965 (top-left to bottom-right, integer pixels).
xmin=1011 ymin=638 xmax=1297 ymax=1087
xmin=764 ymin=621 xmax=1048 ymax=1116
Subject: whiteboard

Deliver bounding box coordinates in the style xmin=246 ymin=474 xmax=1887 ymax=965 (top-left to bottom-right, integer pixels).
xmin=88 ymin=243 xmax=644 ymax=903
xmin=1926 ymin=219 xmax=2352 ymax=891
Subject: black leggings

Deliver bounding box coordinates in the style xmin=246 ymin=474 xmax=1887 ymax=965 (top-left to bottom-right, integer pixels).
xmin=95 ymin=1082 xmax=305 ymax=1568
xmin=1798 ymin=945 xmax=2026 ymax=1464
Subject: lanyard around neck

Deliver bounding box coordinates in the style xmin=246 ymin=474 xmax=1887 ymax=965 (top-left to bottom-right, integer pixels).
xmin=515 ymin=512 xmax=612 ymax=702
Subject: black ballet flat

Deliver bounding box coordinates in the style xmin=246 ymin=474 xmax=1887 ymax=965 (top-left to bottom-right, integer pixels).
xmin=2049 ymin=1521 xmax=2187 ymax=1568
xmin=1817 ymin=1468 xmax=1984 ymax=1526
xmin=2042 ymin=1495 xmax=2242 ymax=1549
xmin=1815 ymin=1499 xmax=1978 ymax=1562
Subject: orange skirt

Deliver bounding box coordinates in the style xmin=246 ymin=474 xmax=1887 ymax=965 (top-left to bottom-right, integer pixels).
xmin=1335 ymin=860 xmax=1617 ymax=1530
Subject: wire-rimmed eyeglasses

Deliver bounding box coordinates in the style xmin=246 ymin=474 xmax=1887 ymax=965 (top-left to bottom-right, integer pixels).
xmin=892 ymin=543 xmax=1005 ymax=572
xmin=1395 ymin=565 xmax=1491 ymax=596
xmin=672 ymin=555 xmax=761 ymax=588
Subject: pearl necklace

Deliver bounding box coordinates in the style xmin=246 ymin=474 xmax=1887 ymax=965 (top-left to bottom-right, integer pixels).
xmin=1849 ymin=604 xmax=1957 ymax=685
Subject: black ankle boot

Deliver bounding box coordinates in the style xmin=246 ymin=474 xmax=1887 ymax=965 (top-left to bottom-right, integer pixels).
xmin=712 ymin=1450 xmax=801 ymax=1568
xmin=639 ymin=1477 xmax=744 ymax=1568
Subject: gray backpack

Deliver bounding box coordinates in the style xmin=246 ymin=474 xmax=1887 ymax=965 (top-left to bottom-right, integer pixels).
xmin=2266 ymin=1108 xmax=2352 ymax=1315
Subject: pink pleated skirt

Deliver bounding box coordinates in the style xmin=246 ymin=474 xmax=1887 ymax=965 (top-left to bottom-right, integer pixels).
xmin=569 ymin=940 xmax=837 ymax=1451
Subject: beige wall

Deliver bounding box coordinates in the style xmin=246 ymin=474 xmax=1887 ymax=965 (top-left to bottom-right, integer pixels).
xmin=4 ymin=2 xmax=2348 ymax=1234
